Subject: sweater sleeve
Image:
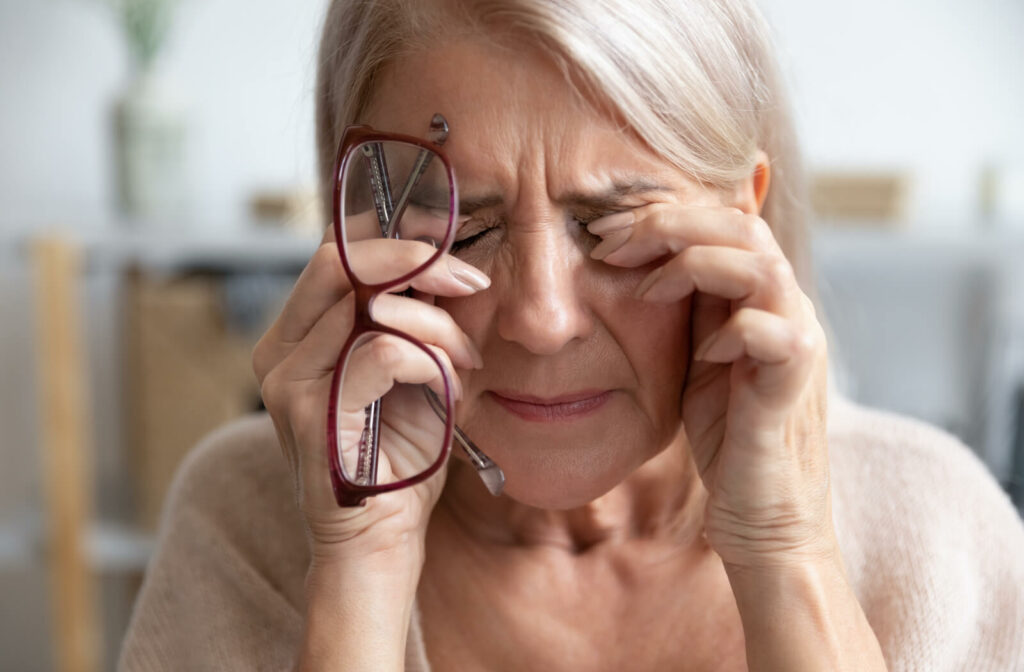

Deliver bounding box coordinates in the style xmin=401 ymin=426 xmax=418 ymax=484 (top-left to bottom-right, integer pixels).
xmin=828 ymin=399 xmax=1024 ymax=672
xmin=118 ymin=415 xmax=309 ymax=672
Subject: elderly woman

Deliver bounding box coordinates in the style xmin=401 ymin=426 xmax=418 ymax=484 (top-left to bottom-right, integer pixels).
xmin=120 ymin=0 xmax=1024 ymax=670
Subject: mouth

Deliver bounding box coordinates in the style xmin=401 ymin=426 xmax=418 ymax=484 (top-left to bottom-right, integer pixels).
xmin=488 ymin=389 xmax=612 ymax=422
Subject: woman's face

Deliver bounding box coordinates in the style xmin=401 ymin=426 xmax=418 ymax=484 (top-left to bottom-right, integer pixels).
xmin=364 ymin=38 xmax=723 ymax=509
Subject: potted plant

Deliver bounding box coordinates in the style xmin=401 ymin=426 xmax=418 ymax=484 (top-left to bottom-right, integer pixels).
xmin=106 ymin=0 xmax=188 ymax=222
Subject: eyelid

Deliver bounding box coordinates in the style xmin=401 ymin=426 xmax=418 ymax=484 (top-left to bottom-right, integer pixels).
xmin=573 ymin=205 xmax=630 ymax=225
xmin=454 ymin=213 xmax=499 ymax=242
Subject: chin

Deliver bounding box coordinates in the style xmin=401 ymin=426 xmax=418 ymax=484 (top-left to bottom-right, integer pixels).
xmin=454 ymin=394 xmax=676 ymax=509
xmin=484 ymin=438 xmax=651 ymax=510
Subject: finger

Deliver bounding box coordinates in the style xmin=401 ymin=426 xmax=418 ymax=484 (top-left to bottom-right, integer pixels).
xmin=338 ymin=334 xmax=461 ymax=413
xmin=254 ymin=243 xmax=488 ymax=382
xmin=267 ymin=228 xmax=342 ymax=354
xmin=339 ymin=209 xmax=384 ymax=242
xmin=370 ymin=293 xmax=483 ymax=370
xmin=694 ymin=307 xmax=821 ymax=405
xmin=689 ymin=290 xmax=731 ymax=368
xmin=589 ymin=204 xmax=783 ymax=268
xmin=273 ymin=241 xmax=352 ymax=345
xmin=634 ymin=246 xmax=801 ymax=316
xmin=346 ymin=238 xmax=491 ymax=291
xmin=278 ymin=290 xmax=481 ymax=385
xmin=285 ymin=240 xmax=486 ymax=343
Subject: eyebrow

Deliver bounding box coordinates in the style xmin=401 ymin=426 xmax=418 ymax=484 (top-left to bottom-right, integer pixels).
xmin=457 ymin=179 xmax=674 ymax=214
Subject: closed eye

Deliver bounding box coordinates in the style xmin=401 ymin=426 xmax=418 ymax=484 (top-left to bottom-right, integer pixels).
xmin=572 ymin=207 xmax=627 ymax=227
xmin=451 ymin=216 xmax=501 ymax=253
xmin=450 ymin=207 xmax=632 ymax=254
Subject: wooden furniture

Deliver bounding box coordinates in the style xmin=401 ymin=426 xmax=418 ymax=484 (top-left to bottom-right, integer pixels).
xmin=32 ymin=237 xmax=100 ymax=672
xmin=16 ymin=228 xmax=315 ymax=671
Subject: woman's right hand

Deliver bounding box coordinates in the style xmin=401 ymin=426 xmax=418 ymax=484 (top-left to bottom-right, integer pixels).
xmin=252 ymin=224 xmax=489 ymax=566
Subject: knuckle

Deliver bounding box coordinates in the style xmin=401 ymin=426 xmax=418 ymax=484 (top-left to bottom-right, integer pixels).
xmin=678 ymin=244 xmax=703 ymax=268
xmin=761 ymin=254 xmax=795 ymax=293
xmin=259 ymin=367 xmax=286 ymax=415
xmin=648 ymin=207 xmax=671 ymax=235
xmin=310 ymin=243 xmax=348 ymax=291
xmin=368 ymin=336 xmax=405 ymax=369
xmin=739 ymin=214 xmax=773 ymax=248
xmin=252 ymin=336 xmax=272 ymax=383
xmin=790 ymin=325 xmax=820 ymax=358
xmin=314 ymin=240 xmax=339 ymax=264
xmin=792 ymin=332 xmax=817 ymax=359
xmin=734 ymin=306 xmax=757 ymax=332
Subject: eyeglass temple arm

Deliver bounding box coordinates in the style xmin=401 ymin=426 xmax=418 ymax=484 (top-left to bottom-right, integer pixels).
xmin=384 ymin=115 xmax=451 ymax=238
xmin=364 ymin=114 xmax=451 ymax=239
xmin=363 ymin=144 xmax=394 ymax=237
xmin=423 ymin=387 xmax=505 ymax=496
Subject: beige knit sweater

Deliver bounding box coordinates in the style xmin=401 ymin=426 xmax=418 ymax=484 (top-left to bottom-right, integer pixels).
xmin=119 ymin=397 xmax=1024 ymax=671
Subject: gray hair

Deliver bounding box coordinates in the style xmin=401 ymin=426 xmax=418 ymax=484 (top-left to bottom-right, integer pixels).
xmin=315 ymin=0 xmax=814 ymax=295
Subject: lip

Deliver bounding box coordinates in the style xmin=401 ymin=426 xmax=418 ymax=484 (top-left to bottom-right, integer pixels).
xmin=488 ymin=389 xmax=612 ymax=422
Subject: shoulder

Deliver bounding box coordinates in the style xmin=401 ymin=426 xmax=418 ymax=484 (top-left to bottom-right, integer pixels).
xmin=168 ymin=412 xmax=292 ymax=517
xmin=827 ymin=396 xmax=1024 ymax=670
xmin=162 ymin=412 xmax=309 ymax=595
xmin=120 ymin=414 xmax=309 ymax=671
xmin=826 ymin=395 xmax=1021 ymax=542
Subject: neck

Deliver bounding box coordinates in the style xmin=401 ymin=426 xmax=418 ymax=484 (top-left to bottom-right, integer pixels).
xmin=437 ymin=431 xmax=708 ymax=554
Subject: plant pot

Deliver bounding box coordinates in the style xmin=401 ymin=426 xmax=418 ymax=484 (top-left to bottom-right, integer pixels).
xmin=114 ymin=72 xmax=188 ymax=223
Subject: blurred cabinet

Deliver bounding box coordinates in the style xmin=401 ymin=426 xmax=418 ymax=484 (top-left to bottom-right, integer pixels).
xmin=125 ymin=272 xmax=267 ymax=529
xmin=812 ymin=225 xmax=1024 ymax=494
xmin=111 ymin=231 xmax=314 ymax=530
xmin=2 ymin=226 xmax=316 ymax=672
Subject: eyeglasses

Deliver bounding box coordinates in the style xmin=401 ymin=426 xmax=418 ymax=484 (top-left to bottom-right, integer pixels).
xmin=327 ymin=114 xmax=505 ymax=507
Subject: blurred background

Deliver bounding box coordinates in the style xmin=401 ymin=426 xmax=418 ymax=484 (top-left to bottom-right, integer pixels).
xmin=1 ymin=0 xmax=1022 ymax=670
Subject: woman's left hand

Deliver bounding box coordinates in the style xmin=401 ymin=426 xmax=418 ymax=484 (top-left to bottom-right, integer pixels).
xmin=588 ymin=203 xmax=833 ymax=570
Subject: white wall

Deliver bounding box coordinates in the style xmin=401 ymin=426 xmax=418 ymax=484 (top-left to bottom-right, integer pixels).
xmin=1 ymin=0 xmax=1023 ymax=232
xmin=0 ymin=0 xmax=325 ymax=232
xmin=760 ymin=0 xmax=1024 ymax=226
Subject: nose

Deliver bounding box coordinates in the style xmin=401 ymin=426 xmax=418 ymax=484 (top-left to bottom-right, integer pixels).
xmin=494 ymin=222 xmax=594 ymax=355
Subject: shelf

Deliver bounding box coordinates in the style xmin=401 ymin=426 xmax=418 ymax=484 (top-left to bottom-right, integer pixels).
xmin=2 ymin=224 xmax=322 ymax=274
xmin=0 ymin=518 xmax=153 ymax=573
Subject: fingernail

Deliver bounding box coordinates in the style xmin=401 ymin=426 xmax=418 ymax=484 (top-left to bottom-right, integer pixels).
xmin=694 ymin=331 xmax=720 ymax=361
xmin=633 ymin=266 xmax=664 ymax=299
xmin=587 ymin=211 xmax=635 ymax=235
xmin=590 ymin=227 xmax=633 ymax=260
xmin=465 ymin=336 xmax=484 ymax=369
xmin=448 ymin=258 xmax=491 ymax=291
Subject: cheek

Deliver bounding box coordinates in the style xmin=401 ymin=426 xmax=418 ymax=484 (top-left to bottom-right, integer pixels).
xmin=612 ymin=292 xmax=693 ymax=416
xmin=435 ymin=292 xmax=492 ymax=342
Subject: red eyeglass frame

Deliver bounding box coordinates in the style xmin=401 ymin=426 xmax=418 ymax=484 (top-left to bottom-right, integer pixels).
xmin=326 ymin=123 xmax=460 ymax=507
